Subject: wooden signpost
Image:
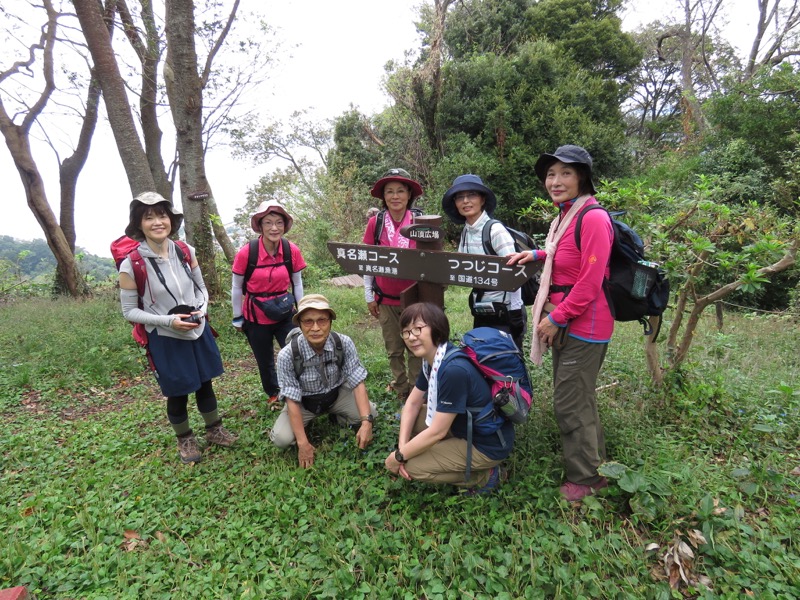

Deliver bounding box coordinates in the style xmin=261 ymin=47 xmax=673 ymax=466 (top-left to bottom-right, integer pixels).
xmin=327 ymin=214 xmax=541 ymax=310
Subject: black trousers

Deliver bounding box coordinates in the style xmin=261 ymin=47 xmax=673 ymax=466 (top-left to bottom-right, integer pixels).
xmin=243 ymin=318 xmax=295 ymax=396
xmin=473 ymin=307 xmax=527 ymax=351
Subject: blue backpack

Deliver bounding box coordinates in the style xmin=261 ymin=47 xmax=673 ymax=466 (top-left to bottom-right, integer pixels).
xmin=436 ymin=327 xmax=533 ymax=480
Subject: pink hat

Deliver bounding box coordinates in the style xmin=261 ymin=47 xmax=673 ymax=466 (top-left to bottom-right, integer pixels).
xmin=370 ymin=168 xmax=423 ymax=202
xmin=250 ymin=201 xmax=294 ymax=234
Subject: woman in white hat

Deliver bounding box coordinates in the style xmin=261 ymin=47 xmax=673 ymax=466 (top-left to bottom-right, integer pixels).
xmin=362 ymin=168 xmax=424 ymax=400
xmin=231 ymin=200 xmax=307 ymax=408
xmin=119 ymin=192 xmax=237 ymax=464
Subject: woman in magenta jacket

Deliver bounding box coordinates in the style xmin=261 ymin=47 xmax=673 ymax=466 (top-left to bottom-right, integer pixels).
xmin=508 ymin=145 xmax=613 ymax=502
xmin=362 ymin=168 xmax=424 ymax=400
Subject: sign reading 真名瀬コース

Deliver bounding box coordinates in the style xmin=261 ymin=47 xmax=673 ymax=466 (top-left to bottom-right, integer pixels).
xmin=327 ymin=242 xmax=540 ymax=291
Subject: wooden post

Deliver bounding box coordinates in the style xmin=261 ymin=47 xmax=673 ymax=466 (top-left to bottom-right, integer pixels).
xmin=400 ymin=215 xmax=445 ymax=309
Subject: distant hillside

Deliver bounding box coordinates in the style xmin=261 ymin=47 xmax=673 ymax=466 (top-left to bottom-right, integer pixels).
xmin=0 ymin=235 xmax=116 ymax=281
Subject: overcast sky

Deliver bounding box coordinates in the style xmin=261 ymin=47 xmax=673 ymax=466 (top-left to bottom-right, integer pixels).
xmin=1 ymin=0 xmax=756 ymax=257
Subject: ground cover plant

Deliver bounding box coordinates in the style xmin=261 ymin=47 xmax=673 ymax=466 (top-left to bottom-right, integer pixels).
xmin=1 ymin=286 xmax=798 ymax=599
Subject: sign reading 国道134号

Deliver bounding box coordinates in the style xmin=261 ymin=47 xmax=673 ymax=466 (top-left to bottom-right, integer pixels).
xmin=327 ymin=242 xmax=541 ymax=291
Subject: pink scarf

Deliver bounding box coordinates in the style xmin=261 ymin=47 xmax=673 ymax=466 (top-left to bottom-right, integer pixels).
xmin=529 ymin=195 xmax=591 ymax=365
xmin=382 ymin=210 xmax=414 ymax=249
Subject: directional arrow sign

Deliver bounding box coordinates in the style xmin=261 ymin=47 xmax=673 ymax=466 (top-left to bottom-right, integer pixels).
xmin=327 ymin=242 xmax=541 ymax=291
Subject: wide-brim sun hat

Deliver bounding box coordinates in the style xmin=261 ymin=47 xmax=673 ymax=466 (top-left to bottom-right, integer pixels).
xmin=292 ymin=293 xmax=337 ymax=326
xmin=370 ymin=168 xmax=424 ymax=202
xmin=125 ymin=191 xmax=183 ymax=240
xmin=250 ymin=200 xmax=294 ymax=234
xmin=441 ymin=174 xmax=497 ymax=224
xmin=534 ymin=145 xmax=597 ymax=194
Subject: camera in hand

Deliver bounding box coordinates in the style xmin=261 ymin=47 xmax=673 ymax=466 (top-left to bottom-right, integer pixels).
xmin=168 ymin=304 xmax=202 ymax=323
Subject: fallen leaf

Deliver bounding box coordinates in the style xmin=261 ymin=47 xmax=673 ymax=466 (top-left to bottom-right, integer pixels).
xmin=677 ymin=541 xmax=694 ymax=560
xmin=712 ymin=506 xmax=727 ymax=515
xmin=645 ymin=543 xmax=660 ymax=552
xmin=688 ymin=529 xmax=707 ymax=547
xmin=123 ymin=529 xmax=141 ymax=540
xmin=697 ymin=575 xmax=713 ymax=590
xmin=20 ymin=506 xmax=35 ymax=517
xmin=790 ymin=466 xmax=800 ymax=476
xmin=745 ymin=590 xmax=755 ymax=596
xmin=155 ymin=531 xmax=167 ymax=543
xmin=668 ymin=562 xmax=681 ymax=589
xmin=120 ymin=538 xmax=147 ymax=552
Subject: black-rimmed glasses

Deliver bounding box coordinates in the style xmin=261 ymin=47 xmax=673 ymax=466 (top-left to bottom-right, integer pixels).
xmin=401 ymin=325 xmax=429 ymax=339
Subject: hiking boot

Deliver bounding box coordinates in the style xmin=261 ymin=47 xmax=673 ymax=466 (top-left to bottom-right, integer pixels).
xmin=205 ymin=423 xmax=238 ymax=447
xmin=559 ymin=477 xmax=608 ymax=502
xmin=177 ymin=433 xmax=202 ymax=464
xmin=465 ymin=465 xmax=505 ymax=496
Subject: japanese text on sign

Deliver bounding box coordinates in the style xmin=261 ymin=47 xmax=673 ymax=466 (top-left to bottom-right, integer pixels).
xmin=337 ymin=247 xmax=400 ymax=265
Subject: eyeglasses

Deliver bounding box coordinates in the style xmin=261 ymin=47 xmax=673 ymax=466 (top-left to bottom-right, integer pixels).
xmin=300 ymin=317 xmax=330 ymax=328
xmin=261 ymin=219 xmax=285 ymax=229
xmin=401 ymin=325 xmax=429 ymax=339
xmin=453 ymin=191 xmax=481 ymax=202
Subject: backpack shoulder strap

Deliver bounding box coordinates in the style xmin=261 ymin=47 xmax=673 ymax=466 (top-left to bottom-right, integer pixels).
xmin=242 ymin=239 xmax=261 ymax=292
xmin=281 ymin=237 xmax=293 ymax=274
xmin=173 ymin=240 xmax=191 ymax=265
xmin=330 ymin=331 xmax=345 ymax=370
xmin=372 ymin=209 xmax=387 ymax=245
xmin=291 ymin=330 xmax=344 ymax=379
xmin=574 ymin=204 xmax=607 ymax=251
xmin=128 ymin=248 xmax=147 ymax=300
xmin=481 ymin=219 xmax=502 ymax=255
xmin=281 ymin=238 xmax=295 ymax=297
xmin=290 ymin=332 xmax=303 ymax=379
xmin=171 ymin=240 xmax=202 ymax=295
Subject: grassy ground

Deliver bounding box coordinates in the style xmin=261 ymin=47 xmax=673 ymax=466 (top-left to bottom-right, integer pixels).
xmin=1 ymin=286 xmax=798 ymax=599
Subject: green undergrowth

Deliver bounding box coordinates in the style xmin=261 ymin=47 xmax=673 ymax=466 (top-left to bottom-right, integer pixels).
xmin=1 ymin=288 xmax=798 ymax=599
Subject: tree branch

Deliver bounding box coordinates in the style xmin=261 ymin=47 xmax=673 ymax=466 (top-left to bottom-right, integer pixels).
xmin=201 ymin=0 xmax=240 ymax=88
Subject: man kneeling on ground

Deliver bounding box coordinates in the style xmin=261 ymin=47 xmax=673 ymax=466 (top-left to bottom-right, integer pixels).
xmin=270 ymin=294 xmax=377 ymax=467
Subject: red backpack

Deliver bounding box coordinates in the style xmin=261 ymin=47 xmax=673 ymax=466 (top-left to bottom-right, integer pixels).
xmin=110 ymin=235 xmax=192 ymax=350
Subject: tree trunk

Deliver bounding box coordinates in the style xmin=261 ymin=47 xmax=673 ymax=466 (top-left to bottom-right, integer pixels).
xmin=72 ymin=0 xmax=155 ymax=195
xmin=207 ymin=193 xmax=237 ymax=262
xmin=1 ymin=0 xmax=88 ymax=297
xmin=54 ymin=75 xmax=102 ymax=294
xmin=0 ymin=109 xmax=88 ymax=297
xmin=163 ymin=0 xmax=220 ymax=296
xmin=117 ymin=0 xmax=172 ymax=198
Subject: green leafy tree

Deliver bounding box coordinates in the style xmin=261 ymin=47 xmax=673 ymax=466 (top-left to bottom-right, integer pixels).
xmin=705 ymin=64 xmax=800 ymax=187
xmin=598 ymin=179 xmax=798 ymax=384
xmin=358 ymin=0 xmax=640 ymax=229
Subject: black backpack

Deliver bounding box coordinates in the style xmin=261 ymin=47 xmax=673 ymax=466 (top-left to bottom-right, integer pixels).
xmin=372 ymin=207 xmax=423 ymax=245
xmin=287 ymin=329 xmax=345 ymax=378
xmin=242 ymin=237 xmax=294 ymax=295
xmin=574 ymin=205 xmax=670 ymax=339
xmin=478 ymin=219 xmax=539 ymax=305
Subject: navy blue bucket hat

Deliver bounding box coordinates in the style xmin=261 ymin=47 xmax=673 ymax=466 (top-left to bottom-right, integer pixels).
xmin=441 ymin=174 xmax=497 ymax=224
xmin=534 ymin=145 xmax=597 ymax=195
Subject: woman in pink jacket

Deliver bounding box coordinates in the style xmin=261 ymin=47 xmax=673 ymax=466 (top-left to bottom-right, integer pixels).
xmin=508 ymin=145 xmax=613 ymax=502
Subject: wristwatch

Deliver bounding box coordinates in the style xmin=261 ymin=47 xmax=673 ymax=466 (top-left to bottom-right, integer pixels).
xmin=394 ymin=449 xmax=407 ymax=464
xmin=360 ymin=414 xmax=374 ymax=423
